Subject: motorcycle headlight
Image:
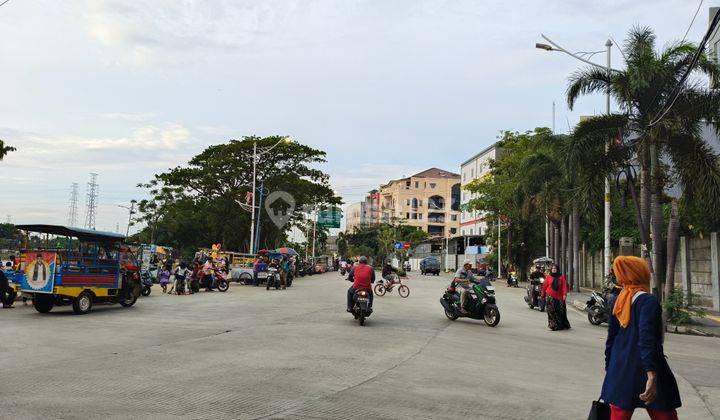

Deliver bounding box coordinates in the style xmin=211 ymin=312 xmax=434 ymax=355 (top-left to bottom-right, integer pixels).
xmin=481 ymin=298 xmax=487 ymax=304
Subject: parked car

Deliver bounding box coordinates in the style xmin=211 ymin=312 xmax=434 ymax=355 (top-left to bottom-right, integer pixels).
xmin=420 ymin=257 xmax=441 ymax=276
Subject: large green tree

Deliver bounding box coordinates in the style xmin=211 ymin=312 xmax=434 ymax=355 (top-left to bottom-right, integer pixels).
xmin=132 ymin=137 xmax=340 ymax=255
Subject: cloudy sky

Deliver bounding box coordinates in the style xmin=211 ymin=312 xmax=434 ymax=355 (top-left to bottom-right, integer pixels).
xmin=0 ymin=0 xmax=713 ymax=233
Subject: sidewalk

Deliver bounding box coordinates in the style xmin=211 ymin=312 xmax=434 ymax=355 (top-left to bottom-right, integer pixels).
xmin=567 ymin=288 xmax=720 ymax=337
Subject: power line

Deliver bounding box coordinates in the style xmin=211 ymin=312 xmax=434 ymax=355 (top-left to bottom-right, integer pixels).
xmin=67 ymin=182 xmax=79 ymax=227
xmin=649 ymin=6 xmax=720 ymax=127
xmin=84 ymin=173 xmax=99 ymax=230
xmin=0 ymin=0 xmax=11 ymax=7
xmin=682 ymin=0 xmax=704 ymax=42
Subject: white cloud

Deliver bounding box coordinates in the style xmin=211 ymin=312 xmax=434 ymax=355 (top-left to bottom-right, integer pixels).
xmin=100 ymin=112 xmax=157 ymax=122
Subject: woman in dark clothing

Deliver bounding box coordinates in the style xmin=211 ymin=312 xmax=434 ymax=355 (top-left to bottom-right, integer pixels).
xmin=540 ymin=264 xmax=570 ymax=331
xmin=601 ymin=256 xmax=681 ymax=419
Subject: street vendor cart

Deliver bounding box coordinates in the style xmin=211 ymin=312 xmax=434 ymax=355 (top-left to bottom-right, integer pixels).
xmin=14 ymin=224 xmax=141 ymax=315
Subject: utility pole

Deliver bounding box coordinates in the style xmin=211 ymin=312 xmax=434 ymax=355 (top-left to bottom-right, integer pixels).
xmin=311 ymin=206 xmax=317 ymax=260
xmin=68 ymin=182 xmax=79 ymax=227
xmin=497 ymin=215 xmax=502 ymax=279
xmin=84 ymin=173 xmax=98 ymax=230
xmin=249 ymin=142 xmax=257 ymax=254
xmin=604 ymin=39 xmax=613 ymax=279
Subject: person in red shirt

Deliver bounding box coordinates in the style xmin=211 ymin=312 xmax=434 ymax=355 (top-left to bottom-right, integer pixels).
xmin=346 ymin=256 xmax=375 ymax=312
xmin=541 ymin=264 xmax=571 ymax=331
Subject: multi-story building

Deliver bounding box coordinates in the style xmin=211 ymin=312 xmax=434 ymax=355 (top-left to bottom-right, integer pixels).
xmin=344 ymin=190 xmax=381 ymax=233
xmin=378 ymin=168 xmax=460 ymax=237
xmin=459 ymin=143 xmax=502 ymax=237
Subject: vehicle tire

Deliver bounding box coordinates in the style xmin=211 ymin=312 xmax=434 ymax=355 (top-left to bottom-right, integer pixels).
xmin=266 ymin=280 xmax=271 ymax=291
xmin=444 ymin=307 xmax=459 ymax=321
xmin=359 ymin=315 xmax=365 ymax=326
xmin=398 ymin=285 xmax=410 ymax=298
xmin=72 ymin=292 xmax=93 ymax=315
xmin=217 ymin=280 xmax=229 ymax=292
xmin=483 ymin=306 xmax=500 ymax=327
xmin=588 ymin=310 xmax=603 ymax=326
xmin=373 ymin=283 xmax=386 ymax=296
xmin=119 ymin=292 xmax=137 ymax=307
xmin=421 ymin=270 xmax=425 ymax=275
xmin=239 ymin=272 xmax=252 ymax=284
xmin=141 ymin=286 xmax=151 ymax=296
xmin=33 ymin=295 xmax=54 ymax=313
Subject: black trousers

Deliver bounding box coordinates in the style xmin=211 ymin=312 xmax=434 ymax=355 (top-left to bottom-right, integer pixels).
xmin=0 ymin=275 xmax=15 ymax=305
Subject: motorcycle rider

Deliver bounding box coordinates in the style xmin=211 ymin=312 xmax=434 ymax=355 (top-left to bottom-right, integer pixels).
xmin=452 ymin=259 xmax=489 ymax=314
xmin=346 ymin=256 xmax=375 ymax=312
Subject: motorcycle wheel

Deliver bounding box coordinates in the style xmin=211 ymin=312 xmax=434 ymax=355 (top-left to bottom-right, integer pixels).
xmin=119 ymin=292 xmax=137 ymax=308
xmin=141 ymin=286 xmax=151 ymax=296
xmin=588 ymin=310 xmax=603 ymax=326
xmin=444 ymin=307 xmax=459 ymax=321
xmin=266 ymin=281 xmax=271 ymax=291
xmin=217 ymin=280 xmax=229 ymax=292
xmin=483 ymin=306 xmax=500 ymax=327
xmin=373 ymin=283 xmax=386 ymax=296
xmin=398 ymin=285 xmax=410 ymax=298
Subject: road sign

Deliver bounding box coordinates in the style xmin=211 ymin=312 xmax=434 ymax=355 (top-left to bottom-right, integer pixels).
xmin=403 ymin=242 xmax=411 ymax=250
xmin=394 ymin=241 xmax=403 ymax=250
xmin=317 ymin=208 xmax=342 ymax=228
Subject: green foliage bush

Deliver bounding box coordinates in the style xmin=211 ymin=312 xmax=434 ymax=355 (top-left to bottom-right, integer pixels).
xmin=664 ymin=288 xmax=706 ymax=325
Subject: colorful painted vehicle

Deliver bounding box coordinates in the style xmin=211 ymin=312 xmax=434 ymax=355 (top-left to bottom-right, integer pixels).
xmin=13 ymin=224 xmax=141 ymax=315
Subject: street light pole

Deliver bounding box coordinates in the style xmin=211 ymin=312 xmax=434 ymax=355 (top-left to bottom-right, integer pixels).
xmin=536 ymin=34 xmax=615 ymax=278
xmin=497 ymin=215 xmax=501 ymax=279
xmin=604 ymin=39 xmax=613 ymax=279
xmin=118 ymin=201 xmax=136 ymax=238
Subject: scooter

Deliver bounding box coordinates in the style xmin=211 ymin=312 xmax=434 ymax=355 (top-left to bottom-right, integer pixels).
xmin=402 ymin=261 xmax=411 ymax=272
xmin=350 ymin=289 xmax=373 ymax=326
xmin=524 ymin=276 xmax=546 ymax=311
xmin=507 ymin=272 xmax=519 ymax=287
xmin=440 ymin=281 xmax=500 ymax=327
xmin=586 ymin=288 xmax=619 ymax=325
xmin=266 ymin=267 xmax=281 ymax=290
xmin=140 ymin=270 xmax=153 ymax=296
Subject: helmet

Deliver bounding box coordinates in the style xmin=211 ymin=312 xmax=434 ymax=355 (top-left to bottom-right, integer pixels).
xmin=463 ymin=259 xmax=472 ymax=266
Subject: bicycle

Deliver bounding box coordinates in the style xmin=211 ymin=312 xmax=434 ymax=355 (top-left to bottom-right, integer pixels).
xmin=373 ymin=273 xmax=410 ymax=298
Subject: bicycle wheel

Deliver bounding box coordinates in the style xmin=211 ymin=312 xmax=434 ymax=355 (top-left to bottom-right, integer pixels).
xmin=373 ymin=283 xmax=386 ymax=296
xmin=398 ymin=284 xmax=410 ymax=298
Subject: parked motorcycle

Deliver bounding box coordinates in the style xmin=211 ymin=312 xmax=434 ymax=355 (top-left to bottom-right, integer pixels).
xmin=140 ymin=270 xmax=153 ymax=296
xmin=350 ymin=289 xmax=373 ymax=326
xmin=192 ymin=269 xmax=230 ymax=293
xmin=265 ymin=267 xmax=281 ymax=290
xmin=524 ymin=276 xmax=546 ymax=311
xmin=586 ymin=288 xmax=619 ymax=325
xmin=440 ymin=281 xmax=500 ymax=327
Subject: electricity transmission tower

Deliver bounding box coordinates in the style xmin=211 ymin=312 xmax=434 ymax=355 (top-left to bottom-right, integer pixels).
xmin=84 ymin=173 xmax=99 ymax=230
xmin=67 ymin=182 xmax=79 ymax=227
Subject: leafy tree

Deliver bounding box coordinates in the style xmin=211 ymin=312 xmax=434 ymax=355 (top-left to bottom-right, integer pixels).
xmin=132 ymin=137 xmax=340 ymax=255
xmin=343 ymin=221 xmax=428 ymax=266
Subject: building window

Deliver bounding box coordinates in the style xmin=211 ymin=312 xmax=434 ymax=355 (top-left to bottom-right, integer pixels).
xmin=469 ymin=228 xmax=473 ymax=235
xmin=428 ymin=195 xmax=444 ymax=210
xmin=406 ymin=212 xmax=410 ymax=219
xmin=406 ymin=199 xmax=410 ymax=206
xmin=411 ymin=213 xmax=418 ymax=220
xmin=418 ymin=214 xmax=423 ymax=220
xmin=411 ymin=198 xmax=418 ymax=208
xmin=451 ymin=214 xmax=457 ymax=221
xmin=418 ymin=199 xmax=423 ymax=206
xmin=429 ymin=183 xmax=436 ymax=189
xmin=450 ymin=228 xmax=457 ymax=235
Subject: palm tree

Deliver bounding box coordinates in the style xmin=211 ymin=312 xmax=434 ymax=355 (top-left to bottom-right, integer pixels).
xmin=566 ymin=26 xmax=720 ymax=298
xmin=0 ymin=139 xmax=15 ymax=161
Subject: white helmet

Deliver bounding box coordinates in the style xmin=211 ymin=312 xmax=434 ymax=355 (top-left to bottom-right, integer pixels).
xmin=463 ymin=259 xmax=472 ymax=266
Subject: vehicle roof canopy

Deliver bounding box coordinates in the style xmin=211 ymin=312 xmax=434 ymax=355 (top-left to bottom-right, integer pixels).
xmin=16 ymin=224 xmax=126 ymax=243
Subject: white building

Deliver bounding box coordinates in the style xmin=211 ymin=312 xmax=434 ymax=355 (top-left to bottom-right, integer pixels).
xmin=459 ymin=143 xmax=502 ymax=237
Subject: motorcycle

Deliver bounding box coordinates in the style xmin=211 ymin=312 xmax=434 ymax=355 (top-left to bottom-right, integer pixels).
xmin=440 ymin=281 xmax=500 ymax=327
xmin=350 ymin=289 xmax=373 ymax=326
xmin=286 ymin=270 xmax=294 ymax=287
xmin=586 ymin=288 xmax=618 ymax=325
xmin=140 ymin=270 xmax=153 ymax=296
xmin=507 ymin=272 xmax=519 ymax=287
xmin=402 ymin=261 xmax=411 ymax=272
xmin=339 ymin=267 xmax=347 ymax=276
xmin=192 ymin=269 xmax=230 ymax=293
xmin=524 ymin=276 xmax=546 ymax=311
xmin=265 ymin=267 xmax=281 ymax=290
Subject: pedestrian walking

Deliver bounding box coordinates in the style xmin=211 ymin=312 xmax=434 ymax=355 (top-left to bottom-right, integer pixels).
xmin=541 ymin=264 xmax=570 ymax=331
xmin=158 ymin=262 xmax=172 ymax=293
xmin=600 ymin=256 xmax=681 ymax=419
xmin=0 ymin=266 xmax=16 ymax=308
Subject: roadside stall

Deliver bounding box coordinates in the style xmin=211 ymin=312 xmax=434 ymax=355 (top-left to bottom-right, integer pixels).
xmin=14 ymin=224 xmax=141 ymax=315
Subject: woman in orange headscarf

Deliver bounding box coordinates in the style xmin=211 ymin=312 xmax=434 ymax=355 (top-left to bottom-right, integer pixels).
xmin=600 ymin=256 xmax=681 ymax=420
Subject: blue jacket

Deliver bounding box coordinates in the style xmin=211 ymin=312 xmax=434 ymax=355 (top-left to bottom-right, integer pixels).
xmin=600 ymin=293 xmax=681 ymax=411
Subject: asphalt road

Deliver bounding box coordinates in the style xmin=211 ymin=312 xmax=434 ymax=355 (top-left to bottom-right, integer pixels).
xmin=1 ymin=272 xmax=718 ymax=419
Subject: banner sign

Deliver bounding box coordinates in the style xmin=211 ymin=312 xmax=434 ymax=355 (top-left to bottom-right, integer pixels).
xmin=20 ymin=251 xmax=56 ymax=294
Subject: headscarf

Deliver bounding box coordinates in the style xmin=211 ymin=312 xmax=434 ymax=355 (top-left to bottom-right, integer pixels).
xmin=550 ymin=264 xmax=562 ymax=291
xmin=611 ymin=256 xmax=651 ymax=328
